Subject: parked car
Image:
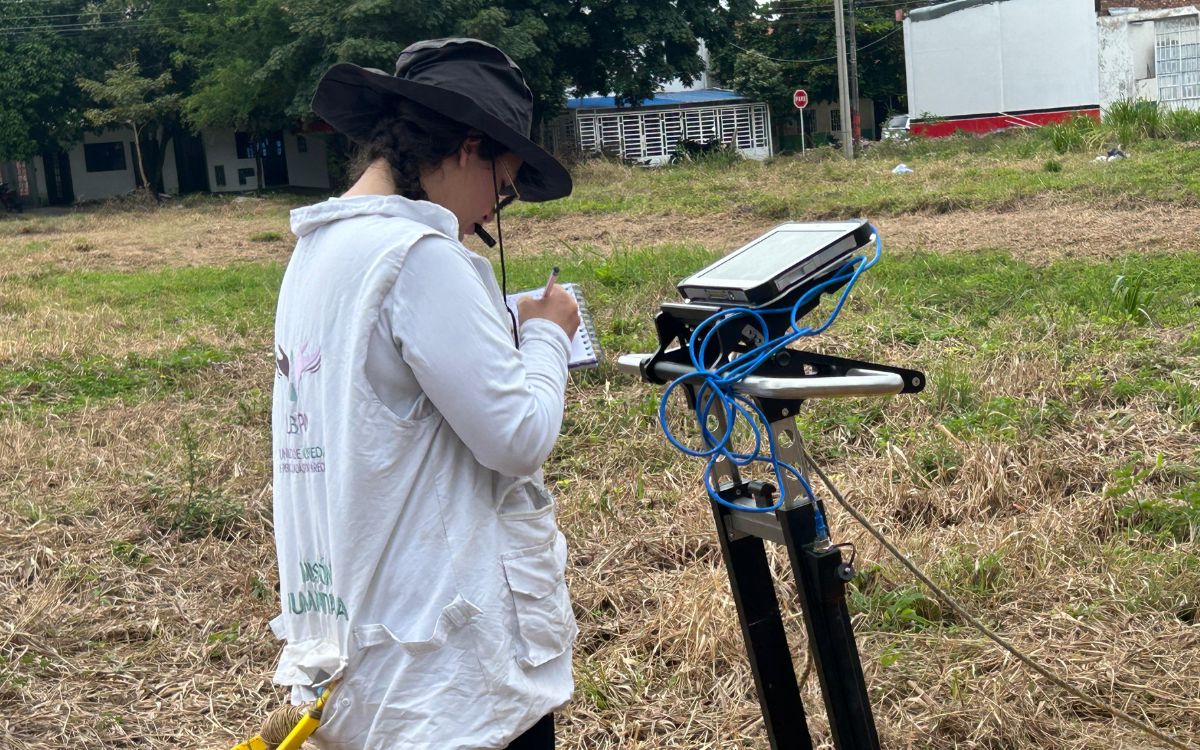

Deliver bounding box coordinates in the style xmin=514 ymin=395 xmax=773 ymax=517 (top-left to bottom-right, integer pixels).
xmin=882 ymin=114 xmax=911 ymax=140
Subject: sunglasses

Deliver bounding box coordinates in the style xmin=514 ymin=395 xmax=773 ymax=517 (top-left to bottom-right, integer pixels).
xmin=496 ymin=161 xmax=520 ymax=211
xmin=475 ymin=160 xmax=521 ymax=249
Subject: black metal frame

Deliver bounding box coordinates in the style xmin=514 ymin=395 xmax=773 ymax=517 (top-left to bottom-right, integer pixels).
xmin=639 ymin=297 xmax=924 ymax=750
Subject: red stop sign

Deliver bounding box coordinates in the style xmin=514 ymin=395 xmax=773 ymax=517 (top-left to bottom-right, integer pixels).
xmin=793 ymin=89 xmax=808 ymax=109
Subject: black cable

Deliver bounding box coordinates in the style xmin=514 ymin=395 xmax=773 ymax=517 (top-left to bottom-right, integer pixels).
xmin=490 ymin=158 xmax=518 ymax=349
xmin=807 ymin=458 xmax=1195 ymax=750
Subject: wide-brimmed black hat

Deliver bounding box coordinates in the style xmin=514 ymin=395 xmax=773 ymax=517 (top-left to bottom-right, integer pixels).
xmin=312 ymin=38 xmax=571 ymax=202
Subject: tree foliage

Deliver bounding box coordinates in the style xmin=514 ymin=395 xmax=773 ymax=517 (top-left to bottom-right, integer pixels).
xmin=78 ymin=57 xmax=181 ymax=191
xmin=712 ymin=2 xmax=907 ymax=121
xmin=1 ymin=0 xmax=768 ymax=167
xmin=0 ymin=2 xmax=87 ymax=159
xmin=175 ymin=0 xmax=757 ymax=130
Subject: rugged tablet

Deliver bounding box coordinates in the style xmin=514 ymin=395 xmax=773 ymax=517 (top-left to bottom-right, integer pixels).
xmin=677 ymin=220 xmax=873 ymax=307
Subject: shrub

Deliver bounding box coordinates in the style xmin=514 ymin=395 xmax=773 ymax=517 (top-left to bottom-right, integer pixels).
xmin=1106 ymin=98 xmax=1164 ymax=141
xmin=1043 ymin=115 xmax=1098 ymax=153
xmin=1164 ymin=107 xmax=1200 ymax=141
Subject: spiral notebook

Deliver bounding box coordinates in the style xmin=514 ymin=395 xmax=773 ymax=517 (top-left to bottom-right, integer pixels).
xmin=506 ymin=282 xmax=601 ymax=369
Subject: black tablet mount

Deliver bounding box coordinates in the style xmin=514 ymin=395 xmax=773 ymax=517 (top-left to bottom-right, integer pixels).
xmin=620 ymin=270 xmax=924 ymax=749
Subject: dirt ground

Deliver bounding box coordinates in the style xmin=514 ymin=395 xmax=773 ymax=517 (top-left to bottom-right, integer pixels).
xmin=6 ymin=195 xmax=1196 ymax=278
xmin=499 ymin=198 xmax=1200 ymax=265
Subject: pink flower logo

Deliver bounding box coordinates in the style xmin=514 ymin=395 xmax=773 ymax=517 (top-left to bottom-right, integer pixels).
xmin=276 ymin=342 xmax=322 ymax=403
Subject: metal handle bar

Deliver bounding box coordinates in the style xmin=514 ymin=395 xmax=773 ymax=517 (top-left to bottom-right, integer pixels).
xmin=617 ymin=353 xmax=904 ymax=400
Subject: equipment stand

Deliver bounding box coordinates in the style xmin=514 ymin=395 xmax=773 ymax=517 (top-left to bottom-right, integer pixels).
xmin=620 ymin=305 xmax=923 ymax=749
xmin=709 ymin=410 xmax=877 ymax=750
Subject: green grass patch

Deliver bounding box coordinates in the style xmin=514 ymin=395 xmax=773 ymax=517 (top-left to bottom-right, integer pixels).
xmin=1118 ymin=482 xmax=1200 ymax=544
xmin=1104 ymin=542 xmax=1200 ymax=623
xmin=505 ymin=130 xmax=1200 ymax=222
xmin=849 ymin=567 xmax=950 ymax=632
xmin=862 ymin=250 xmax=1200 ymax=330
xmin=27 ymin=263 xmax=283 ymax=334
xmin=934 ymin=548 xmax=1011 ymax=600
xmin=144 ymin=422 xmax=248 ymax=541
xmin=0 ymin=342 xmax=237 ymax=414
xmin=905 ymin=437 xmax=964 ymax=485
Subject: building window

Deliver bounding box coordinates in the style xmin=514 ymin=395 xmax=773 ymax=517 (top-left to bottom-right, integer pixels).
xmin=235 ymin=132 xmax=255 ymax=159
xmin=238 ymin=167 xmax=256 ymax=186
xmin=84 ymin=142 xmax=127 ymax=172
xmin=576 ymin=103 xmax=769 ymax=161
xmin=1156 ymin=16 xmax=1200 ymax=108
xmin=830 ymin=109 xmax=842 ymax=133
xmin=297 ymin=135 xmax=308 ymax=153
xmin=214 ymin=165 xmax=226 ymax=187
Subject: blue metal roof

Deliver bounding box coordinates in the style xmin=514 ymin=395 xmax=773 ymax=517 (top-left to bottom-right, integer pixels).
xmin=565 ymin=88 xmax=747 ymax=110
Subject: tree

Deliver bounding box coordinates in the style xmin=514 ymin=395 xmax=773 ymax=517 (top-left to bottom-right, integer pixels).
xmin=712 ymin=2 xmax=907 ymax=136
xmin=78 ymin=0 xmax=199 ymax=195
xmin=0 ymin=2 xmax=87 ymax=160
xmin=460 ymin=0 xmax=756 ymax=112
xmin=78 ymin=57 xmax=181 ymax=195
xmin=177 ymin=0 xmax=757 ymax=133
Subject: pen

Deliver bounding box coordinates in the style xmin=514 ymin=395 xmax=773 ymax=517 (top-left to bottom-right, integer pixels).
xmin=542 ymin=266 xmax=560 ymax=298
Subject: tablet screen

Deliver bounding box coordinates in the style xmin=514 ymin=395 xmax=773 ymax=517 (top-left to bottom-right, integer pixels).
xmin=691 ymin=227 xmax=851 ymax=286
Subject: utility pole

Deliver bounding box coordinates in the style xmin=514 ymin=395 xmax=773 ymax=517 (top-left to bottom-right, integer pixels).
xmin=848 ymin=0 xmax=862 ymax=149
xmin=833 ymin=0 xmax=854 ymax=158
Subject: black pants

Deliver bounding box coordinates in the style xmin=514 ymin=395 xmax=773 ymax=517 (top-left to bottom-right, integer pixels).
xmin=505 ymin=714 xmax=554 ymax=750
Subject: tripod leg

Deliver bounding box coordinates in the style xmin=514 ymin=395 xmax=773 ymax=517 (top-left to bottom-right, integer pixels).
xmin=713 ymin=502 xmax=814 ymax=750
xmin=770 ymin=427 xmax=880 ymax=750
xmin=780 ymin=512 xmax=879 ymax=749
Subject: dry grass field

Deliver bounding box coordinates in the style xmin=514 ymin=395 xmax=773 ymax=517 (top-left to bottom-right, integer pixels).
xmin=2 ymin=139 xmax=1198 ymax=749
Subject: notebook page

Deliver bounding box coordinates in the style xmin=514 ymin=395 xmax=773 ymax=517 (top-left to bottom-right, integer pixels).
xmin=505 ymin=282 xmax=599 ymax=369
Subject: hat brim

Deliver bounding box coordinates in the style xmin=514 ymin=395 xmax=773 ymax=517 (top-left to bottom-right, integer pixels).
xmin=312 ymin=63 xmax=572 ymax=203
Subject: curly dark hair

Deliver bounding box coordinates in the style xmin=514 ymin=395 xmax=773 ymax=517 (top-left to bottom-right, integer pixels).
xmin=350 ymin=98 xmax=509 ymax=199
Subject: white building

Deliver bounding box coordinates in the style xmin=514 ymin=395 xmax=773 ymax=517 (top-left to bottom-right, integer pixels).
xmin=1098 ymin=6 xmax=1200 ymax=110
xmin=540 ymin=36 xmax=775 ymax=165
xmin=565 ymin=89 xmax=773 ymax=166
xmin=8 ymin=125 xmax=332 ymax=208
xmin=903 ymin=0 xmax=1102 ymax=135
xmin=903 ymin=0 xmax=1200 ymax=135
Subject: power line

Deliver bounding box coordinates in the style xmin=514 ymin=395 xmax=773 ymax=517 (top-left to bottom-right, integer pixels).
xmin=770 ymin=0 xmax=914 ymax=8
xmin=0 ymin=17 xmax=169 ymax=36
xmin=767 ymin=0 xmax=914 ymax=12
xmin=727 ymin=24 xmax=902 ymax=64
xmin=0 ymin=10 xmax=138 ymax=22
xmin=762 ymin=1 xmax=913 ymax=21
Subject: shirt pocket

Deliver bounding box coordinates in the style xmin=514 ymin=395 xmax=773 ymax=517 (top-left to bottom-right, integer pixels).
xmin=500 ymin=534 xmax=578 ymax=669
xmin=354 ymin=595 xmax=481 ymax=655
xmin=314 ymin=597 xmax=482 ymax=748
xmin=496 ymin=478 xmax=559 ymax=550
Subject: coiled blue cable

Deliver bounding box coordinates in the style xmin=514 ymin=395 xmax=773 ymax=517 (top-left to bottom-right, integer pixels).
xmin=658 ymin=228 xmax=883 ymax=528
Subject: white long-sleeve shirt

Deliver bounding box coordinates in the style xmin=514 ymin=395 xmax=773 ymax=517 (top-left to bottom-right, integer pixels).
xmin=271 ymin=194 xmax=577 ymax=750
xmin=366 ymin=236 xmax=570 ymax=477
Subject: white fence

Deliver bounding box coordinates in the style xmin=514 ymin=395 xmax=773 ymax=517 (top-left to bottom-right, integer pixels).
xmin=576 ymin=103 xmax=771 ymax=164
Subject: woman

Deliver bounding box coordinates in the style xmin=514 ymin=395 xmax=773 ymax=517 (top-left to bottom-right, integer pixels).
xmin=270 ymin=38 xmax=580 ymax=750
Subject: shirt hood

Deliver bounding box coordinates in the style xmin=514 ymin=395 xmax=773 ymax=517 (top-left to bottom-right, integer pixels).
xmin=289 ymin=194 xmax=460 ymax=239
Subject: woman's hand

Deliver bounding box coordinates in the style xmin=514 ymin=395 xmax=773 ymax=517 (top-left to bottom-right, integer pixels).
xmin=518 ymin=284 xmax=580 ymax=341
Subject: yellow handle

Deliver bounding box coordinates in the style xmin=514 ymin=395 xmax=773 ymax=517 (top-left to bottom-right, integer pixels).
xmin=275 ymin=713 xmax=322 ymax=750
xmin=229 ymin=681 xmax=337 ymax=750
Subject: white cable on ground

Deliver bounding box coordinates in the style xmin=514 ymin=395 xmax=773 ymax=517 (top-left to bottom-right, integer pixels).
xmin=807 ymin=459 xmax=1195 ymax=750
